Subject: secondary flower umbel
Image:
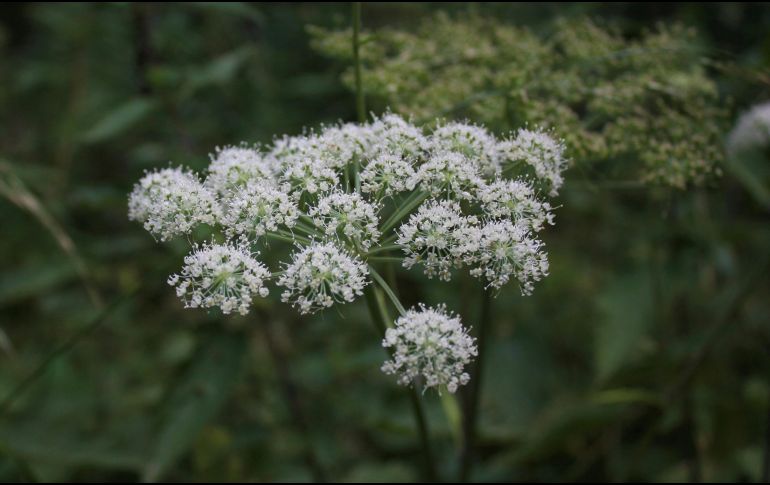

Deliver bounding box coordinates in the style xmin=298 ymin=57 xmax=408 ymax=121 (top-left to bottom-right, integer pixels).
xmin=382 ymin=304 xmax=478 ymax=393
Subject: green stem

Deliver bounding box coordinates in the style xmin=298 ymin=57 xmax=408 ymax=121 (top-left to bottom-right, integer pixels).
xmin=351 ymin=2 xmax=364 ymax=194
xmin=368 ymin=266 xmax=406 ymax=316
xmin=364 ymin=285 xmax=438 ymax=481
xmin=264 ymin=232 xmax=298 ymax=245
xmin=367 ymin=256 xmax=403 ymax=264
xmin=380 ymin=190 xmax=428 ymax=234
xmin=352 ymin=2 xmax=365 ymax=124
xmin=459 ymin=287 xmax=492 ymax=482
xmin=366 ymin=244 xmax=401 ymax=256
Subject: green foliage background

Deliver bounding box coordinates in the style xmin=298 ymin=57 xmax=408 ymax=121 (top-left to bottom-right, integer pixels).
xmin=1 ymin=3 xmax=769 ymax=482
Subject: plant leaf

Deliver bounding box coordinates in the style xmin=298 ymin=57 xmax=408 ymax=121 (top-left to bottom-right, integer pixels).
xmin=142 ymin=330 xmax=247 ymax=482
xmin=81 ymin=98 xmax=157 ymax=144
xmin=594 ymin=270 xmax=653 ymax=382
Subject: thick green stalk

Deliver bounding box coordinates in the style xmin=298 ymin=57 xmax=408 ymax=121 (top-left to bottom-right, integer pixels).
xmin=459 ymin=288 xmax=493 ymax=482
xmin=364 ymin=285 xmax=438 ymax=481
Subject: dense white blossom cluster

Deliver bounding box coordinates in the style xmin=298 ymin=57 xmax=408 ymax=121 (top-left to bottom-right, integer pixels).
xmin=397 ymin=200 xmax=477 ymax=281
xmin=500 ymin=128 xmax=568 ymax=196
xmin=309 ymin=191 xmax=380 ymax=251
xmin=477 ymin=179 xmax=554 ymax=231
xmin=128 ymin=113 xmax=568 ymax=390
xmin=167 ymin=241 xmax=270 ymax=316
xmin=221 ymin=180 xmax=298 ymax=238
xmin=278 ymin=242 xmax=369 ymax=314
xmin=205 ymin=145 xmax=272 ymax=196
xmin=128 ymin=166 xmax=218 ymax=242
xmin=360 ymin=153 xmax=417 ymax=197
xmin=382 ymin=304 xmax=477 ymax=393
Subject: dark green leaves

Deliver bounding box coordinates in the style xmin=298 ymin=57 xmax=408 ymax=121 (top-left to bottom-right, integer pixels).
xmin=142 ymin=330 xmax=247 ymax=482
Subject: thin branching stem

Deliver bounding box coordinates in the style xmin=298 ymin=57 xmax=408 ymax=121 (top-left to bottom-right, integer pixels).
xmin=366 ymin=244 xmax=401 ymax=256
xmin=380 ymin=190 xmax=428 ymax=234
xmin=363 ymin=284 xmax=438 ymax=481
xmin=369 ymin=266 xmax=406 ymax=316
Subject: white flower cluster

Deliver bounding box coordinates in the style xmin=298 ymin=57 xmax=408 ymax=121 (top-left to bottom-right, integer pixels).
xmin=167 ymin=241 xmax=270 ymax=315
xmin=397 ymin=200 xmax=477 ymax=281
xmin=477 ymin=179 xmax=554 ymax=231
xmin=128 ymin=167 xmax=218 ymax=242
xmin=309 ymin=191 xmax=380 ymax=251
xmin=128 ymin=113 xmax=568 ymax=390
xmin=278 ymin=242 xmax=369 ymax=314
xmin=500 ymin=128 xmax=568 ymax=196
xmin=727 ymin=101 xmax=770 ymax=157
xmin=360 ymin=153 xmax=417 ymax=197
xmin=221 ymin=180 xmax=298 ymax=238
xmin=205 ymin=145 xmax=272 ymax=196
xmin=382 ymin=304 xmax=477 ymax=393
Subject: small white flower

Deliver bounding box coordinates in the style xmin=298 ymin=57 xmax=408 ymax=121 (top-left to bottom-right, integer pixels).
xmin=468 ymin=219 xmax=549 ymax=295
xmin=220 ymin=180 xmax=298 ymax=238
xmin=381 ymin=304 xmax=477 ymax=393
xmin=309 ymin=191 xmax=380 ymax=251
xmin=360 ymin=152 xmax=417 ymax=198
xmin=414 ymin=151 xmax=483 ymax=200
xmin=500 ymin=128 xmax=568 ymax=196
xmin=168 ymin=241 xmax=270 ymax=316
xmin=316 ymin=122 xmax=375 ymax=168
xmin=477 ymin=179 xmax=555 ymax=231
xmin=128 ymin=166 xmax=218 ymax=242
xmin=205 ymin=145 xmax=273 ymax=197
xmin=397 ymin=200 xmax=478 ymax=281
xmin=278 ymin=241 xmax=369 ymax=314
xmin=128 ymin=167 xmax=181 ymax=223
xmin=727 ymin=101 xmax=770 ymax=157
xmin=430 ymin=121 xmax=501 ymax=176
xmin=369 ymin=113 xmax=429 ymax=160
xmin=280 ymin=157 xmax=339 ymax=195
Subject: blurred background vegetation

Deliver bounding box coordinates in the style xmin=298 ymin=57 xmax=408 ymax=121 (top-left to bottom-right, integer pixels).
xmin=1 ymin=3 xmax=770 ymax=482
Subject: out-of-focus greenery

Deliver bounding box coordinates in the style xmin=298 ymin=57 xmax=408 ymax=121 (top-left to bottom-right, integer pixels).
xmin=1 ymin=3 xmax=769 ymax=482
xmin=311 ymin=13 xmax=726 ymax=188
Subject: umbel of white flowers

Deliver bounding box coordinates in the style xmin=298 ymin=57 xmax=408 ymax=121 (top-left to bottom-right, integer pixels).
xmin=128 ymin=114 xmax=568 ymax=392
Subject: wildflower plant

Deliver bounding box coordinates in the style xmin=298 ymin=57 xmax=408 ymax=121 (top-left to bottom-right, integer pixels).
xmin=128 ymin=113 xmax=568 ymax=393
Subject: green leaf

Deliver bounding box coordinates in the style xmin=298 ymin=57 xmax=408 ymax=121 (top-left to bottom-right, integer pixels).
xmin=0 ymin=260 xmax=77 ymax=306
xmin=594 ymin=270 xmax=653 ymax=382
xmin=181 ymin=47 xmax=254 ymax=99
xmin=142 ymin=330 xmax=247 ymax=482
xmin=81 ymin=98 xmax=157 ymax=144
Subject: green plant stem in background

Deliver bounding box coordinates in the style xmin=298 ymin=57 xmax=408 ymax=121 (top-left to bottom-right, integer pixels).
xmin=364 ymin=284 xmax=438 ymax=482
xmin=351 ymin=1 xmax=364 ymax=194
xmin=352 ymin=2 xmax=365 ymax=124
xmin=459 ymin=287 xmax=493 ymax=482
xmin=260 ymin=318 xmax=327 ymax=483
